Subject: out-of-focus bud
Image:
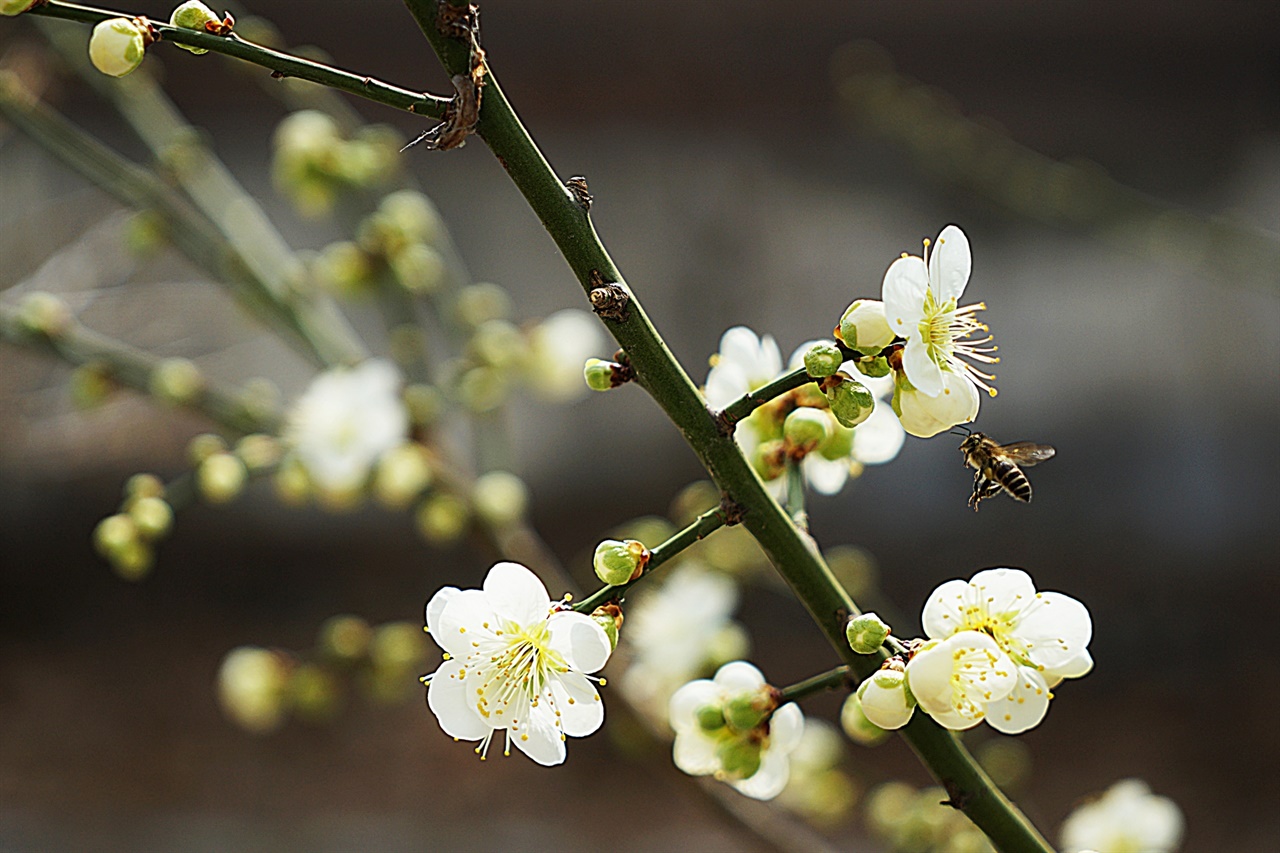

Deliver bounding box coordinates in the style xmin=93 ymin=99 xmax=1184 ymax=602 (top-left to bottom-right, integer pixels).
xmin=373 ymin=443 xmax=433 ymax=509
xmin=379 ymin=190 xmax=443 ymax=247
xmin=452 ymin=283 xmax=513 ymax=329
xmin=88 ymin=18 xmax=148 ymax=78
xmin=389 ymin=243 xmax=446 ymax=294
xmin=717 ymin=736 xmax=763 ymax=780
xmin=273 ymin=456 xmax=311 ymax=505
xmin=783 ymin=407 xmax=831 ymax=453
xmin=840 ymin=692 xmax=890 ymax=746
xmin=856 ymin=667 xmax=915 ymax=731
xmin=403 ymin=383 xmax=443 ymax=428
xmin=590 ymin=604 xmax=623 ymax=650
xmin=367 ymin=622 xmax=428 ymax=703
xmin=124 ymin=473 xmax=165 ymax=501
xmin=314 ymin=241 xmax=373 ymax=296
xmin=93 ymin=513 xmax=138 ymax=559
xmin=802 ymin=340 xmax=843 ymax=378
xmin=456 ymin=364 xmax=509 ymax=414
xmin=237 ymin=377 xmax=280 ymax=424
xmin=128 ymin=496 xmax=173 ymax=540
xmin=235 ymin=434 xmax=282 ymax=472
xmin=592 ymin=538 xmax=649 ymax=585
xmin=70 ymin=362 xmax=114 ymax=408
xmin=415 ymin=492 xmax=470 ymax=545
xmin=1 ymin=0 xmax=40 ymax=16
xmin=198 ymin=451 xmax=247 ymax=504
xmin=187 ymin=433 xmax=227 ymax=465
xmin=845 ymin=612 xmax=891 ymax=654
xmin=217 ymin=646 xmax=290 ymax=733
xmin=289 ymin=663 xmax=342 ymax=722
xmin=471 ymin=471 xmax=528 ymax=528
xmin=825 ymin=375 xmax=875 ymax=428
xmin=318 ymin=614 xmax=373 ymax=662
xmin=111 ymin=538 xmax=153 ymax=581
xmin=169 ymin=1 xmax=218 ymax=53
xmin=17 ymin=291 xmax=71 ymax=337
xmin=469 ymin=319 xmax=528 ymax=369
xmin=150 ymin=357 xmax=204 ymax=406
xmin=752 ymin=438 xmax=786 ymax=481
xmin=723 ymin=688 xmax=775 ymax=732
xmin=837 ymin=299 xmax=894 ymax=355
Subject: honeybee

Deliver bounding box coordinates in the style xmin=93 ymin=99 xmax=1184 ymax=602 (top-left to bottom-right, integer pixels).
xmin=959 ymin=433 xmax=1056 ymax=511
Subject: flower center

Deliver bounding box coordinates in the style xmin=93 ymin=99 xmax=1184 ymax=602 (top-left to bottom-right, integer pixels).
xmin=469 ymin=619 xmax=566 ymax=723
xmin=949 ymin=642 xmax=1012 ymax=718
xmin=917 ymin=287 xmax=1000 ymax=397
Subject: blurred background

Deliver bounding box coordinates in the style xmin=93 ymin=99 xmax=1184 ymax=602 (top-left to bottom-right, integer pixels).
xmin=1 ymin=1 xmax=1278 ymax=850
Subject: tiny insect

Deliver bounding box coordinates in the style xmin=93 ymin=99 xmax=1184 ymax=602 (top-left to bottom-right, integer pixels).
xmin=959 ymin=432 xmax=1056 ymax=511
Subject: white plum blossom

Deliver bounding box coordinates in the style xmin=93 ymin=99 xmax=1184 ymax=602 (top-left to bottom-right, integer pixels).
xmin=525 ymin=308 xmax=608 ymax=402
xmin=882 ymin=225 xmax=997 ymax=437
xmin=1060 ymin=779 xmax=1185 ymax=853
xmin=283 ymin=359 xmax=409 ymax=498
xmin=906 ymin=630 xmax=1018 ymax=731
xmin=922 ymin=568 xmax=1093 ymax=734
xmin=704 ymin=327 xmax=784 ymax=411
xmin=423 ymin=562 xmax=612 ymax=765
xmin=618 ymin=565 xmax=746 ymax=719
xmin=669 ymin=661 xmax=805 ymax=800
xmin=856 ymin=667 xmax=916 ymax=731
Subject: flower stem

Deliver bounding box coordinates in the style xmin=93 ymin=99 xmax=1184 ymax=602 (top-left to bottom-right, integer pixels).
xmin=784 ymin=458 xmax=808 ymax=532
xmin=25 ymin=1 xmax=449 ymax=119
xmin=777 ymin=665 xmax=854 ymax=704
xmin=574 ymin=504 xmax=727 ymax=613
xmin=717 ymin=366 xmax=811 ymax=428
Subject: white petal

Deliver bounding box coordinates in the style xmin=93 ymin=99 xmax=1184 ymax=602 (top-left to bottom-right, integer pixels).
xmin=902 ymin=338 xmax=943 ymax=397
xmin=905 ymin=640 xmax=960 ymax=717
xmin=757 ymin=335 xmax=783 ymax=382
xmin=434 ymin=589 xmax=493 ymax=657
xmin=730 ymin=748 xmax=790 ymax=800
xmin=547 ymin=611 xmax=612 ymax=674
xmin=512 ymin=702 xmax=567 ymax=766
xmin=928 ymin=225 xmax=971 ymax=302
xmin=482 ymin=562 xmax=550 ymax=626
xmin=672 ymin=729 xmax=719 ymax=776
xmin=851 ymin=402 xmax=905 ymax=465
xmin=1048 ymin=649 xmax=1094 ymax=683
xmin=713 ymin=661 xmax=766 ymax=693
xmin=921 ymin=578 xmax=973 ymax=640
xmin=768 ymin=703 xmax=805 ymax=753
xmin=985 ymin=667 xmax=1051 ymax=735
xmin=426 ymin=659 xmax=490 ymax=741
xmin=705 ymin=361 xmax=751 ymax=409
xmin=803 ymin=455 xmax=848 ymax=495
xmin=1013 ymin=591 xmax=1093 ymax=671
xmin=881 ymin=255 xmax=928 ymax=338
xmin=550 ymin=670 xmax=605 ymax=737
xmin=424 ymin=586 xmax=459 ymax=637
xmin=668 ymin=679 xmax=722 ymax=731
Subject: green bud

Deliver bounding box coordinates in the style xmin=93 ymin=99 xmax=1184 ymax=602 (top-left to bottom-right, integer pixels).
xmin=319 ymin=614 xmax=373 ymax=661
xmin=124 ymin=473 xmax=165 ymax=501
xmin=69 ymin=362 xmax=114 ymax=408
xmin=751 ymin=439 xmax=786 ymax=481
xmin=802 ymin=340 xmax=843 ymax=378
xmin=150 ymin=358 xmax=205 ymax=406
xmin=111 ymin=538 xmax=153 ymax=581
xmin=88 ymin=17 xmax=147 ymax=78
xmin=456 ymin=365 xmax=509 ymax=414
xmin=128 ymin=496 xmax=173 ymax=540
xmin=583 ymin=358 xmax=615 ymax=392
xmin=717 ymin=736 xmax=763 ymax=780
xmin=378 ymin=190 xmax=443 ymax=246
xmin=723 ymin=689 xmax=773 ymax=732
xmin=471 ymin=471 xmax=529 ymax=528
xmin=198 ymin=452 xmax=247 ymax=504
xmin=273 ymin=457 xmax=311 ymax=506
xmin=695 ymin=702 xmax=726 ymax=732
xmin=217 ymin=646 xmax=290 ymax=733
xmin=289 ymin=663 xmax=342 ymax=722
xmin=592 ymin=538 xmax=648 ymax=585
xmin=17 ymin=291 xmax=71 ymax=337
xmin=234 ymin=434 xmax=282 ymax=472
xmin=837 ymin=299 xmax=894 ymax=355
xmin=315 ymin=241 xmax=373 ymax=296
xmin=839 ymin=692 xmax=890 ymax=746
xmin=590 ymin=607 xmax=621 ymax=650
xmin=453 ymin=283 xmax=513 ymax=329
xmin=237 ymin=378 xmax=281 ymax=423
xmin=373 ymin=443 xmax=433 ymax=509
xmin=389 ymin=243 xmax=446 ymax=294
xmin=403 ymin=383 xmax=444 ymax=427
xmin=1 ymin=1 xmax=39 ymax=16
xmin=169 ymin=2 xmax=218 ymax=53
xmin=783 ymin=407 xmax=832 ymax=453
xmin=93 ymin=513 xmax=138 ymax=558
xmin=817 ymin=422 xmax=854 ymax=461
xmin=415 ymin=493 xmax=470 ymax=545
xmin=469 ymin=319 xmax=528 ymax=369
xmin=187 ymin=433 xmax=227 ymax=465
xmin=845 ymin=612 xmax=891 ymax=654
xmin=854 ymin=355 xmax=891 ymax=378
xmin=825 ymin=376 xmax=875 ymax=428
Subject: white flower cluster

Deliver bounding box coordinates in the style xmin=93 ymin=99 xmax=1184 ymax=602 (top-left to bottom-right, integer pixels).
xmin=859 ymin=568 xmax=1092 ymax=734
xmin=1060 ymin=779 xmax=1184 ymax=853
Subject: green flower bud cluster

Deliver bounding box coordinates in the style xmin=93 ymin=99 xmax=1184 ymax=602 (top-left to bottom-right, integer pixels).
xmin=150 ymin=357 xmax=205 ymax=407
xmin=92 ymin=473 xmax=173 ymax=581
xmin=824 ymin=373 xmax=875 ymax=428
xmin=864 ymin=781 xmax=997 ymax=853
xmin=441 ymin=284 xmax=549 ymax=415
xmin=272 ymin=111 xmax=402 ymax=218
xmin=311 ymin=190 xmax=447 ymax=297
xmin=692 ymin=685 xmax=780 ymax=782
xmin=845 ymin=611 xmax=891 ymax=654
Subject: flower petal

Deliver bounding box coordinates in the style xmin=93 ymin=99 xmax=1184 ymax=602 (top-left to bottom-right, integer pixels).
xmin=803 ymin=455 xmax=849 ymax=495
xmin=551 ymin=670 xmax=605 ymax=737
xmin=902 ymin=337 xmax=944 ymax=397
xmin=482 ymin=562 xmax=550 ymax=626
xmin=1014 ymin=591 xmax=1093 ymax=671
xmin=547 ymin=611 xmax=612 ymax=674
xmin=705 ymin=361 xmax=751 ymax=409
xmin=851 ymin=402 xmax=906 ymax=465
xmin=1048 ymin=649 xmax=1094 ymax=683
xmin=768 ymin=703 xmax=805 ymax=753
xmin=730 ymin=748 xmax=790 ymax=800
xmin=668 ymin=679 xmax=722 ymax=731
xmin=928 ymin=225 xmax=971 ymax=302
xmin=424 ymin=586 xmax=460 ymax=636
xmin=426 ymin=659 xmax=490 ymax=741
xmin=882 ymin=255 xmax=928 ymax=338
xmin=713 ymin=661 xmax=766 ymax=693
xmin=434 ymin=589 xmax=493 ymax=657
xmin=512 ymin=703 xmax=567 ymax=766
xmin=985 ymin=666 xmax=1051 ymax=735
xmin=672 ymin=729 xmax=720 ymax=776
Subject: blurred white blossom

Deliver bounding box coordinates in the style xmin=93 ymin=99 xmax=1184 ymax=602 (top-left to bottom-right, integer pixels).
xmin=1060 ymin=779 xmax=1184 ymax=853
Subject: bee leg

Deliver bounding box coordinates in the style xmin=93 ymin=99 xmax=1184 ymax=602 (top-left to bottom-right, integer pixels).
xmin=968 ymin=478 xmax=985 ymax=511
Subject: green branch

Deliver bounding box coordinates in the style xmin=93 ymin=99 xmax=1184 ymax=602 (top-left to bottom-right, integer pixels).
xmin=777 ymin=665 xmax=854 ymax=704
xmin=717 ymin=366 xmax=811 ymax=428
xmin=403 ymin=3 xmax=1050 ymax=850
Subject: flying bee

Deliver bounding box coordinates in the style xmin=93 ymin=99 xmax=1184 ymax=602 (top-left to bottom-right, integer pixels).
xmin=958 ymin=432 xmax=1056 ymax=511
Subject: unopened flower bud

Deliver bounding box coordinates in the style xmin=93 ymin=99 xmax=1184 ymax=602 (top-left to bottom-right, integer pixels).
xmin=187 ymin=433 xmax=227 ymax=465
xmin=150 ymin=357 xmax=204 ymax=406
xmin=590 ymin=605 xmax=622 ymax=650
xmin=234 ymin=434 xmax=282 ymax=472
xmin=696 ymin=702 xmax=727 ymax=732
xmin=17 ymin=291 xmax=71 ymax=337
xmin=319 ymin=614 xmax=372 ymax=661
xmin=752 ymin=439 xmax=786 ymax=480
xmin=403 ymin=383 xmax=443 ymax=427
xmin=389 ymin=243 xmax=445 ymax=294
xmin=70 ymin=362 xmax=114 ymax=408
xmin=373 ymin=443 xmax=433 ymax=509
xmin=717 ymin=736 xmax=763 ymax=780
xmin=370 ymin=621 xmax=427 ymax=671
xmin=583 ymin=358 xmax=615 ymax=392
xmin=111 ymin=538 xmax=153 ymax=581
xmin=198 ymin=452 xmax=247 ymax=504
xmin=854 ymin=355 xmax=891 ymax=379
xmin=840 ymin=692 xmax=890 ymax=746
xmin=128 ymin=496 xmax=173 ymax=540
xmin=845 ymin=612 xmax=891 ymax=654
xmin=453 ymin=282 xmax=513 ymax=329
xmin=1 ymin=1 xmax=40 ymax=16
xmin=88 ymin=18 xmax=148 ymax=78
xmin=124 ymin=473 xmax=165 ymax=501
xmin=825 ymin=376 xmax=875 ymax=428
xmin=723 ymin=688 xmax=774 ymax=732
xmin=169 ymin=1 xmax=218 ymax=53
xmin=273 ymin=457 xmax=310 ymax=505
xmin=93 ymin=513 xmax=138 ymax=558
xmin=838 ymin=299 xmax=894 ymax=355
xmin=592 ymin=538 xmax=649 ymax=585
xmin=802 ymin=340 xmax=843 ymax=378
xmin=456 ymin=365 xmax=508 ymax=413
xmin=217 ymin=646 xmax=290 ymax=733
xmin=471 ymin=471 xmax=528 ymax=528
xmin=315 ymin=241 xmax=373 ymax=296
xmin=237 ymin=378 xmax=280 ymax=423
xmin=289 ymin=663 xmax=341 ymax=722
xmin=783 ymin=407 xmax=831 ymax=453
xmin=817 ymin=422 xmax=854 ymax=461
xmin=856 ymin=667 xmax=915 ymax=731
xmin=415 ymin=492 xmax=470 ymax=545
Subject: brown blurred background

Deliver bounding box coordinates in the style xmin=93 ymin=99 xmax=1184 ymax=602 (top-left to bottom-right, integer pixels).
xmin=2 ymin=1 xmax=1279 ymax=850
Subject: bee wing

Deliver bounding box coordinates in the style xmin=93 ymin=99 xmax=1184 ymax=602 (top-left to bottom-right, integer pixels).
xmin=999 ymin=442 xmax=1056 ymax=466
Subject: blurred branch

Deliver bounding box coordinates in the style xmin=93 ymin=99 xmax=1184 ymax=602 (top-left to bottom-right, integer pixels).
xmin=833 ymin=41 xmax=1280 ymax=292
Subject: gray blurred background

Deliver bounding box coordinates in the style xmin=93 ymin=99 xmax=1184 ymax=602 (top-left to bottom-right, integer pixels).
xmin=1 ymin=1 xmax=1278 ymax=851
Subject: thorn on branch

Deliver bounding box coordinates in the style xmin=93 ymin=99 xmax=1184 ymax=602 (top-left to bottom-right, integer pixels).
xmin=941 ymin=779 xmax=972 ymax=811
xmin=718 ymin=494 xmax=746 ymax=526
xmin=566 ymin=175 xmax=592 ymax=211
xmin=588 ymin=274 xmax=629 ymax=322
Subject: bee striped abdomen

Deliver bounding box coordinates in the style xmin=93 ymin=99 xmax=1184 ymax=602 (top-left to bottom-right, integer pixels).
xmin=992 ymin=459 xmax=1033 ymax=502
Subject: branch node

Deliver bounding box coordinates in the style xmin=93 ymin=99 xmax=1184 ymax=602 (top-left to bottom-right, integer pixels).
xmin=941 ymin=779 xmax=972 ymax=811
xmin=588 ymin=276 xmax=629 ymax=322
xmin=610 ymin=349 xmax=636 ymax=386
xmin=718 ymin=494 xmax=746 ymax=526
xmin=566 ymin=175 xmax=592 ymax=211
xmin=712 ymin=409 xmax=735 ymax=436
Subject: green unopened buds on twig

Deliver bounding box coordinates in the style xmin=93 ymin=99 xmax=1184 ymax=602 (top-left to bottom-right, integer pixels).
xmin=583 ymin=356 xmax=633 ymax=391
xmin=0 ymin=0 xmax=38 ymax=16
xmin=837 ymin=299 xmax=895 ymax=355
xmin=802 ymin=340 xmax=843 ymax=378
xmin=845 ymin=611 xmax=891 ymax=654
xmin=169 ymin=2 xmax=219 ymax=53
xmin=782 ymin=407 xmax=831 ymax=454
xmin=590 ymin=603 xmax=623 ymax=650
xmin=593 ymin=538 xmax=649 ymax=585
xmin=198 ymin=451 xmax=247 ymax=503
xmin=150 ymin=357 xmax=205 ymax=406
xmin=89 ymin=17 xmax=153 ymax=78
xmin=823 ymin=374 xmax=875 ymax=428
